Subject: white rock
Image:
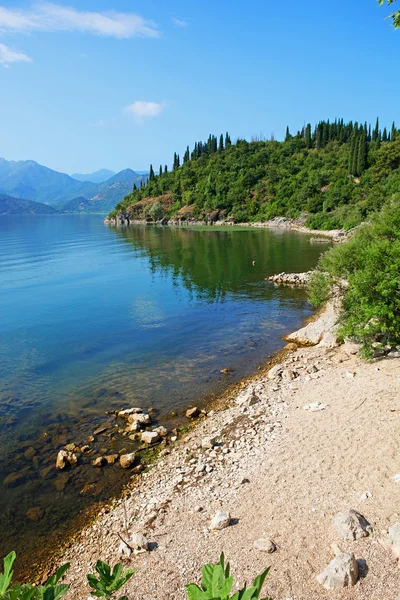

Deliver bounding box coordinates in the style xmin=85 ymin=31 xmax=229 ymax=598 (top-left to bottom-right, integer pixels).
xmin=345 ymin=371 xmax=355 ymax=378
xmin=128 ymin=412 xmax=151 ymax=425
xmin=380 ymin=523 xmax=400 ymax=559
xmin=303 ymin=402 xmax=328 ymax=412
xmin=332 ymin=509 xmax=372 ymax=541
xmin=141 ymin=431 xmax=160 ymax=444
xmin=253 ymin=538 xmax=276 ymax=553
xmin=210 ymin=510 xmax=231 ymax=530
xmin=118 ymin=408 xmax=143 ymax=418
xmin=202 ymin=436 xmax=217 ymax=449
xmin=316 ymin=551 xmax=358 ymax=589
xmin=392 ymin=473 xmax=400 ymax=484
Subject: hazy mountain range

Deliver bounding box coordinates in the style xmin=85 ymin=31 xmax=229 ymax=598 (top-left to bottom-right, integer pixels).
xmin=0 ymin=158 xmax=148 ymax=214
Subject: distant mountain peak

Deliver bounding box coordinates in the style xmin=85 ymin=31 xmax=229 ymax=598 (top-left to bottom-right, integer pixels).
xmin=71 ymin=168 xmax=116 ymax=184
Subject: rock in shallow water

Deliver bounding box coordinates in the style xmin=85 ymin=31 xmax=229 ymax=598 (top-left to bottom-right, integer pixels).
xmin=56 ymin=450 xmax=77 ymax=470
xmin=120 ymin=452 xmax=136 ymax=469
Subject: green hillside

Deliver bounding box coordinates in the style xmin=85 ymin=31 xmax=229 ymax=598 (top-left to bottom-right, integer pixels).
xmin=109 ymin=119 xmax=400 ymax=230
xmin=0 ymin=194 xmax=59 ymax=215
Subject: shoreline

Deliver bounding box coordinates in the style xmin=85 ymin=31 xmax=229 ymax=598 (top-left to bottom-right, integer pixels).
xmin=104 ymin=215 xmax=347 ymax=243
xmin=58 ymin=299 xmax=400 ymax=599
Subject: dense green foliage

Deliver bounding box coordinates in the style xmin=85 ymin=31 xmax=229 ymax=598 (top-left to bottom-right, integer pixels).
xmin=309 ymin=200 xmax=400 ymax=355
xmin=87 ymin=561 xmax=135 ymax=600
xmin=0 ymin=194 xmax=59 ymax=215
xmin=110 ymin=119 xmax=400 ymax=230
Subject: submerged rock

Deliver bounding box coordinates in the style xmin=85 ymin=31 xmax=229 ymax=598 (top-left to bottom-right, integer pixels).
xmin=56 ymin=450 xmax=77 ymax=470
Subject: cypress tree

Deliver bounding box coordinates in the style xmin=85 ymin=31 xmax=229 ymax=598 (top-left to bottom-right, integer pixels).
xmin=219 ymin=134 xmax=224 ymax=151
xmin=391 ymin=122 xmax=397 ymax=141
xmin=305 ymin=123 xmax=312 ymax=148
xmin=164 ymin=165 xmax=168 ymax=173
xmin=225 ymin=132 xmax=231 ymax=147
xmin=372 ymin=117 xmax=379 ymax=142
xmin=352 ymin=137 xmax=360 ymax=175
xmin=285 ymin=126 xmax=291 ymax=142
xmin=159 ymin=165 xmax=163 ymax=176
xmin=133 ymin=183 xmax=137 ymax=191
xmin=382 ymin=127 xmax=388 ymax=142
xmin=183 ymin=146 xmax=190 ymax=163
xmin=176 ymin=154 xmax=180 ymax=168
xmin=149 ymin=164 xmax=155 ymax=181
xmin=357 ymin=131 xmax=368 ymax=175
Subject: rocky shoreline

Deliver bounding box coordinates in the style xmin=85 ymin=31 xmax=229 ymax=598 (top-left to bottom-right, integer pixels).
xmin=55 ymin=292 xmax=400 ymax=599
xmin=104 ymin=214 xmax=347 ymax=243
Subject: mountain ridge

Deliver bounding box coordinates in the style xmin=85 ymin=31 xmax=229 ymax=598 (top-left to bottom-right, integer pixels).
xmin=0 ymin=158 xmax=148 ymax=213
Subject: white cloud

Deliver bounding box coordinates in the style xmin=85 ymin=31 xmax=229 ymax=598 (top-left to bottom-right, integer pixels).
xmin=0 ymin=2 xmax=159 ymax=38
xmin=125 ymin=101 xmax=165 ymax=120
xmin=0 ymin=42 xmax=32 ymax=65
xmin=172 ymin=17 xmax=188 ymax=28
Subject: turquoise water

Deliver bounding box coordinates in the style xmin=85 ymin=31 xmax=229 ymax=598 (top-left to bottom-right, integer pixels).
xmin=0 ymin=215 xmax=330 ymax=573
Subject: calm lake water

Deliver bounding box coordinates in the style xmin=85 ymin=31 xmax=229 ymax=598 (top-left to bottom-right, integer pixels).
xmin=0 ymin=215 xmax=331 ymax=574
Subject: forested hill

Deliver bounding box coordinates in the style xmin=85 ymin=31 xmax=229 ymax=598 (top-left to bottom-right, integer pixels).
xmin=108 ymin=119 xmax=400 ymax=230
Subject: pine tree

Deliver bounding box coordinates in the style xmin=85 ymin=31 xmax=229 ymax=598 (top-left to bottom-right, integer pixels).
xmin=305 ymin=123 xmax=312 ymax=148
xmin=149 ymin=164 xmax=155 ymax=181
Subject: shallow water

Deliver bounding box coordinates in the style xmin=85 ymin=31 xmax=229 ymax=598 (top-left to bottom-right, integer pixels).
xmin=0 ymin=215 xmax=331 ymax=573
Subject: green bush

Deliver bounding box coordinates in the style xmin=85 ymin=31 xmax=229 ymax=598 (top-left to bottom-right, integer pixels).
xmin=309 ymin=200 xmax=400 ymax=355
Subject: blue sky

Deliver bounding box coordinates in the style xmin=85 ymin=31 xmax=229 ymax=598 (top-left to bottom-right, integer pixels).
xmin=0 ymin=0 xmax=398 ymax=175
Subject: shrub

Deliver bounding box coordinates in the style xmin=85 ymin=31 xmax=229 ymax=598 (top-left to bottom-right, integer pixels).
xmin=308 ymin=200 xmax=400 ymax=355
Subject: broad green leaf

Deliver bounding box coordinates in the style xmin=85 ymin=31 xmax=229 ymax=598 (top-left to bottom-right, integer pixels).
xmin=0 ymin=552 xmax=16 ymax=594
xmin=44 ymin=564 xmax=70 ymax=588
xmin=42 ymin=584 xmax=69 ymax=600
xmin=186 ymin=583 xmax=209 ymax=600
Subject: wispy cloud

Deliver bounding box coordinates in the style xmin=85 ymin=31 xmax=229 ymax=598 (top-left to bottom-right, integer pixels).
xmin=172 ymin=17 xmax=188 ymax=28
xmin=0 ymin=42 xmax=32 ymax=65
xmin=125 ymin=101 xmax=165 ymax=121
xmin=0 ymin=2 xmax=159 ymax=38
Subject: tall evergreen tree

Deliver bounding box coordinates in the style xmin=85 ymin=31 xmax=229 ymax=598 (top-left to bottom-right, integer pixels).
xmin=219 ymin=134 xmax=224 ymax=151
xmin=285 ymin=126 xmax=291 ymax=142
xmin=225 ymin=132 xmax=232 ymax=147
xmin=357 ymin=131 xmax=368 ymax=175
xmin=164 ymin=165 xmax=168 ymax=173
xmin=133 ymin=183 xmax=137 ymax=191
xmin=149 ymin=164 xmax=155 ymax=181
xmin=183 ymin=146 xmax=190 ymax=163
xmin=305 ymin=123 xmax=312 ymax=148
xmin=372 ymin=117 xmax=380 ymax=142
xmin=382 ymin=127 xmax=388 ymax=142
xmin=391 ymin=121 xmax=397 ymax=141
xmin=159 ymin=165 xmax=163 ymax=176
